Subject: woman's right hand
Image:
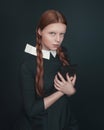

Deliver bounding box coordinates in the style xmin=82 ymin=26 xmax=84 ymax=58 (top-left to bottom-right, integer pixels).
xmin=54 ymin=72 xmax=76 ymax=96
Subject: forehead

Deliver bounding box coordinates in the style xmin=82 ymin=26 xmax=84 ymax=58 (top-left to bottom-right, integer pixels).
xmin=43 ymin=23 xmax=66 ymax=32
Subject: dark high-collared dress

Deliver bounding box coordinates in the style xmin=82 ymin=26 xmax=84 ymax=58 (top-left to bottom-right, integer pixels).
xmin=13 ymin=46 xmax=78 ymax=130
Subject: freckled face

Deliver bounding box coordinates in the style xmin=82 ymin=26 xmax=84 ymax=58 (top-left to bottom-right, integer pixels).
xmin=38 ymin=23 xmax=66 ymax=50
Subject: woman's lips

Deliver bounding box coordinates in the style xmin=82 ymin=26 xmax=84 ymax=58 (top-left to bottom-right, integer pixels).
xmin=52 ymin=44 xmax=60 ymax=48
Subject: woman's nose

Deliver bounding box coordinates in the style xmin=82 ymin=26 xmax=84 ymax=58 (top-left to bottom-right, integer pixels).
xmin=55 ymin=34 xmax=60 ymax=42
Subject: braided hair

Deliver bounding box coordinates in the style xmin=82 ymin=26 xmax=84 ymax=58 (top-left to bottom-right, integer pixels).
xmin=35 ymin=10 xmax=70 ymax=96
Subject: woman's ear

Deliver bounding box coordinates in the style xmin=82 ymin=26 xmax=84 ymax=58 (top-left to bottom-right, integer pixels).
xmin=38 ymin=28 xmax=42 ymax=36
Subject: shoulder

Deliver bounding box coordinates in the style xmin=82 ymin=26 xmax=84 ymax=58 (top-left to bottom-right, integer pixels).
xmin=21 ymin=53 xmax=36 ymax=69
xmin=22 ymin=43 xmax=37 ymax=64
xmin=20 ymin=46 xmax=37 ymax=75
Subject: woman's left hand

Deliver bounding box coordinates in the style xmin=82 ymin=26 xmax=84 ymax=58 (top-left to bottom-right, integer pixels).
xmin=54 ymin=72 xmax=76 ymax=96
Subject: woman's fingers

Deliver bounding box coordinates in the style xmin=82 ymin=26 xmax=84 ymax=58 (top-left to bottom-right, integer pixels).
xmin=57 ymin=72 xmax=66 ymax=82
xmin=54 ymin=73 xmax=77 ymax=95
xmin=54 ymin=84 xmax=61 ymax=91
xmin=54 ymin=74 xmax=63 ymax=85
xmin=66 ymin=74 xmax=76 ymax=86
xmin=66 ymin=73 xmax=72 ymax=82
xmin=71 ymin=74 xmax=76 ymax=86
xmin=54 ymin=74 xmax=66 ymax=91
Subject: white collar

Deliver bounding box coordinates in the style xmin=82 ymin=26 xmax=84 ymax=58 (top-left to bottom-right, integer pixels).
xmin=24 ymin=43 xmax=57 ymax=60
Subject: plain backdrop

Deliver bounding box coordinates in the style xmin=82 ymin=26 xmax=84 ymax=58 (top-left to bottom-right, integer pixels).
xmin=0 ymin=0 xmax=104 ymax=130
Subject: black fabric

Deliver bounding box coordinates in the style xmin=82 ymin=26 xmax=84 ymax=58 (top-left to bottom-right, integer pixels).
xmin=13 ymin=48 xmax=79 ymax=130
xmin=58 ymin=64 xmax=77 ymax=80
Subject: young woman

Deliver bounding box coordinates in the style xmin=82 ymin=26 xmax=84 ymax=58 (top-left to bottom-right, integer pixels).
xmin=15 ymin=9 xmax=78 ymax=130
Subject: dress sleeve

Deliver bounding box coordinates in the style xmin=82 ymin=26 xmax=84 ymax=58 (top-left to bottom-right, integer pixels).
xmin=20 ymin=61 xmax=45 ymax=118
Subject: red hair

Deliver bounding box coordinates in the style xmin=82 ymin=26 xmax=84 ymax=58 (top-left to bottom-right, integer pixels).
xmin=35 ymin=10 xmax=69 ymax=96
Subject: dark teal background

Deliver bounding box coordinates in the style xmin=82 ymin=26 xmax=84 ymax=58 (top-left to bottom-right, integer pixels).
xmin=1 ymin=0 xmax=104 ymax=130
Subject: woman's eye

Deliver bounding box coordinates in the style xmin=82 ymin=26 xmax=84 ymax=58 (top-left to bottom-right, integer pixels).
xmin=60 ymin=33 xmax=65 ymax=37
xmin=49 ymin=32 xmax=56 ymax=36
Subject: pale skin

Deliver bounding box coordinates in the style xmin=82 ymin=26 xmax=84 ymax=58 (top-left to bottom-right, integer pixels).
xmin=38 ymin=23 xmax=76 ymax=109
xmin=44 ymin=74 xmax=76 ymax=109
xmin=54 ymin=72 xmax=76 ymax=96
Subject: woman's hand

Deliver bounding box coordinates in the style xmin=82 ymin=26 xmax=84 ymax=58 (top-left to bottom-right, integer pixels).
xmin=54 ymin=72 xmax=76 ymax=96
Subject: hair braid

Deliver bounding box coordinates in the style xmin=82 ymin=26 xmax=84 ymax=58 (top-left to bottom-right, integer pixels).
xmin=35 ymin=33 xmax=44 ymax=96
xmin=35 ymin=10 xmax=68 ymax=96
xmin=57 ymin=47 xmax=70 ymax=66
